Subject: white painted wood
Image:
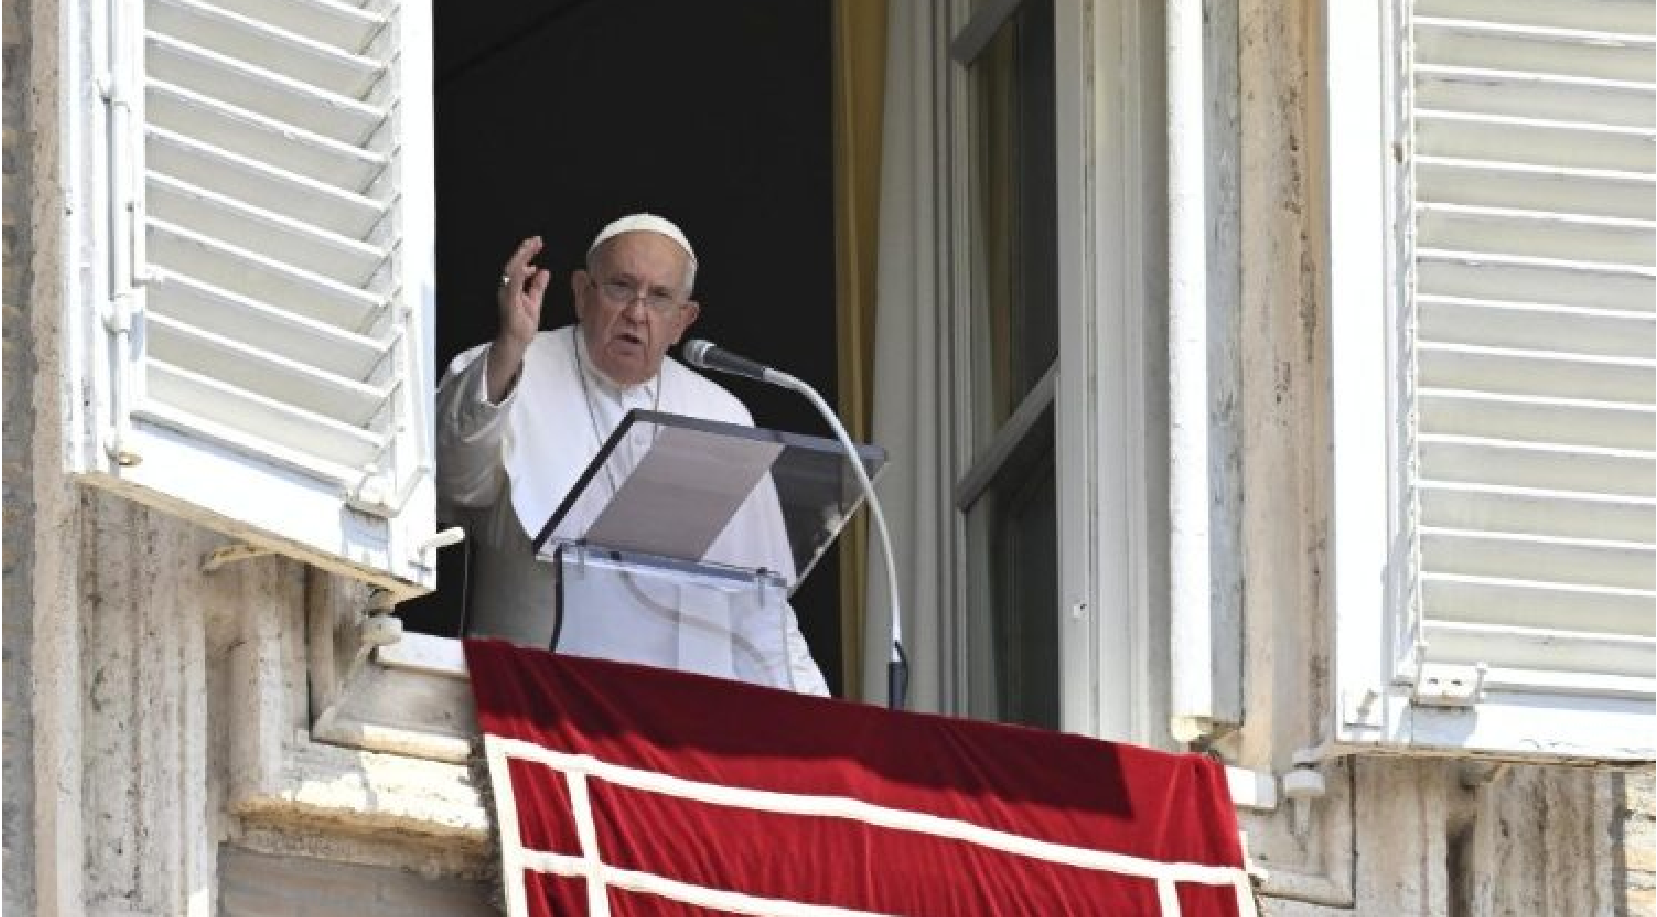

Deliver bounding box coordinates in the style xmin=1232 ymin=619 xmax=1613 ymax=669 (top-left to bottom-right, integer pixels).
xmin=205 ymin=0 xmax=386 ymax=51
xmin=148 ymin=0 xmax=386 ymax=98
xmin=146 ymin=80 xmax=388 ymax=192
xmin=1054 ymin=0 xmax=1167 ymax=746
xmin=1332 ymin=0 xmax=1656 ymax=759
xmin=146 ymin=313 xmax=391 ymax=425
xmin=64 ymin=0 xmax=438 ymax=592
xmin=146 ymin=219 xmax=384 ymax=328
xmin=1052 ymin=0 xmax=1098 ymax=743
xmin=146 ymin=126 xmax=388 ymax=237
xmin=1358 ymin=685 xmax=1654 ymax=761
xmin=142 ymin=365 xmax=385 ymax=472
xmin=146 ymin=272 xmax=388 ymax=379
xmin=147 ymin=172 xmax=388 ymax=283
xmin=1327 ymin=0 xmax=1406 ymax=750
xmin=144 ymin=32 xmax=384 ymax=143
xmin=1166 ymin=0 xmax=1216 ymax=744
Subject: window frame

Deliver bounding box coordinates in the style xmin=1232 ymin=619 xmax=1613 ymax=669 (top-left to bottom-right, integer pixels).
xmin=947 ymin=0 xmax=1064 ymax=731
xmin=932 ymin=0 xmax=1168 ymax=746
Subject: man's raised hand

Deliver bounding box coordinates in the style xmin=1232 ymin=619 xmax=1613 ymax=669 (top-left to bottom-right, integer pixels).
xmin=487 ymin=236 xmax=551 ymax=402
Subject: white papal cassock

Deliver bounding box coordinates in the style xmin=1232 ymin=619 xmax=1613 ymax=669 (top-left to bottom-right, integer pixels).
xmin=435 ymin=324 xmax=829 ymax=695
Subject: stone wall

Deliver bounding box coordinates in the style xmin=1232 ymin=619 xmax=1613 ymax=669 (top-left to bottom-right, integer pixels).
xmin=1620 ymin=769 xmax=1657 ymax=917
xmin=219 ymin=847 xmax=495 ymax=917
xmin=4 ymin=0 xmax=38 ymax=911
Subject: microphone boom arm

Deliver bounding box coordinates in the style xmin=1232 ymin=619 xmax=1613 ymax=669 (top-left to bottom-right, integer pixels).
xmin=762 ymin=368 xmax=908 ymax=711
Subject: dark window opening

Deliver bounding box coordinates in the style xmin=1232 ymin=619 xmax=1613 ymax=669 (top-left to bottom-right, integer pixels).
xmin=398 ymin=0 xmax=844 ymax=695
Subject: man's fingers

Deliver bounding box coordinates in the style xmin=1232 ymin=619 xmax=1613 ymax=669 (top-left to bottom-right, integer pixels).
xmin=503 ymin=235 xmax=544 ymax=278
xmin=525 ymin=268 xmax=551 ymax=301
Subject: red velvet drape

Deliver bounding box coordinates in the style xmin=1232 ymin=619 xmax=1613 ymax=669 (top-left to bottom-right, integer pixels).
xmin=467 ymin=640 xmax=1253 ymax=917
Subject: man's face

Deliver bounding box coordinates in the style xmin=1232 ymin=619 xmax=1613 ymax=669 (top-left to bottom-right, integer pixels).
xmin=572 ymin=231 xmax=700 ymax=386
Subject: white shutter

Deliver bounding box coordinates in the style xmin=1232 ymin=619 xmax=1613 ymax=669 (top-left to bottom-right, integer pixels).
xmin=1330 ymin=0 xmax=1654 ymax=761
xmin=62 ymin=0 xmax=438 ymax=593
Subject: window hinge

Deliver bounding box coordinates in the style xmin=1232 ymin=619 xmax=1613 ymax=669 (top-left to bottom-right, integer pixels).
xmin=346 ymin=460 xmax=432 ymax=518
xmin=1411 ymin=662 xmax=1487 ymax=708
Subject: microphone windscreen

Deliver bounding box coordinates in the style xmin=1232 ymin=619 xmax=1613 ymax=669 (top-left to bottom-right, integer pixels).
xmin=682 ymin=339 xmax=713 ymax=367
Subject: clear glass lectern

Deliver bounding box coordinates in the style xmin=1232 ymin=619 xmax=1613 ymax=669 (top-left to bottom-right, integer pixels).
xmin=530 ymin=409 xmax=886 ymax=691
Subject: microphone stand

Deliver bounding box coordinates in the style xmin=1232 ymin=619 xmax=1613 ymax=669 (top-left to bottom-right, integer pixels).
xmin=763 ymin=368 xmax=907 ymax=710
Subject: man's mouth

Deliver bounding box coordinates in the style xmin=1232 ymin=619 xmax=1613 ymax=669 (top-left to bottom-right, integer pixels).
xmin=615 ymin=331 xmax=645 ymax=348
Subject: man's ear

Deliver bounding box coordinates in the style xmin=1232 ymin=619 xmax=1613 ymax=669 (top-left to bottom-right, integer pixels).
xmin=672 ymin=300 xmax=701 ymax=344
xmin=570 ymin=269 xmax=592 ymax=323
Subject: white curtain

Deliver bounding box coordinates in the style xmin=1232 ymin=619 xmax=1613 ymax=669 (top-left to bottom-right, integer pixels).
xmin=861 ymin=1 xmax=952 ymax=709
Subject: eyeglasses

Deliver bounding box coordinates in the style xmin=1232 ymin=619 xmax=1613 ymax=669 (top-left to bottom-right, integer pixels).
xmin=592 ymin=277 xmax=684 ymax=314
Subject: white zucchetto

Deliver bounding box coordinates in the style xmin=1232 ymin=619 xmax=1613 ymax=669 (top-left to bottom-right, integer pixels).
xmin=587 ymin=213 xmax=697 ymax=271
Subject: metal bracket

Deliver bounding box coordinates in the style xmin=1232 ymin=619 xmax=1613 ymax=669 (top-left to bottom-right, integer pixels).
xmin=1411 ymin=662 xmax=1487 ymax=708
xmin=409 ymin=525 xmax=465 ymax=570
xmin=1341 ymin=687 xmax=1383 ymax=729
xmin=202 ymin=543 xmax=277 ymax=573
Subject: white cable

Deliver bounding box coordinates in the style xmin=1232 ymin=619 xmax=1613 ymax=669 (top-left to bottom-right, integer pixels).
xmin=766 ymin=370 xmax=906 ymax=703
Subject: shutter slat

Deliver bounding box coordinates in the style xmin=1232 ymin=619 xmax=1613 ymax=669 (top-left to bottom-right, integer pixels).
xmin=142 ymin=364 xmax=382 ymax=473
xmin=147 ymin=80 xmax=386 ymax=192
xmin=147 ymin=126 xmax=386 ymax=237
xmin=1420 ymin=434 xmax=1654 ymax=496
xmin=1420 ymin=482 xmax=1655 ymax=544
xmin=147 ymin=312 xmax=389 ymax=426
xmin=1416 ymin=111 xmax=1656 ymax=174
xmin=1416 ymin=158 xmax=1654 ymax=220
xmin=146 ymin=30 xmax=383 ymax=144
xmin=1422 ymin=621 xmax=1654 ymax=680
xmin=1417 ymin=203 xmax=1654 ymax=265
xmin=203 ymin=0 xmax=384 ymax=51
xmin=1422 ymin=532 xmax=1656 ymax=593
xmin=1416 ymin=65 xmax=1656 ymax=129
xmin=1423 ymin=577 xmax=1655 ymax=649
xmin=148 ymin=271 xmax=386 ymax=379
xmin=1418 ymin=341 xmax=1654 ymax=403
xmin=147 ymin=219 xmax=382 ymax=331
xmin=150 ymin=0 xmax=385 ymax=98
xmin=1417 ymin=252 xmax=1654 ymax=311
xmin=1419 ymin=297 xmax=1655 ymax=358
xmin=148 ymin=172 xmax=386 ymax=284
xmin=1414 ymin=0 xmax=1654 ymax=37
xmin=1415 ymin=18 xmax=1654 ymax=82
xmin=1422 ymin=389 xmax=1656 ymax=451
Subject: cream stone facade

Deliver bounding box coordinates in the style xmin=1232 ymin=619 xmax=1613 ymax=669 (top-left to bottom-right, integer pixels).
xmin=4 ymin=0 xmax=1652 ymax=914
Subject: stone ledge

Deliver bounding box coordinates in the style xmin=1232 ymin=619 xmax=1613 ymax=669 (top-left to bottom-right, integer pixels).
xmin=232 ymin=733 xmax=490 ymax=848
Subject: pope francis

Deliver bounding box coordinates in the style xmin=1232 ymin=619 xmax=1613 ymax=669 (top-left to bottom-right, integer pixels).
xmin=435 ymin=214 xmax=829 ymax=696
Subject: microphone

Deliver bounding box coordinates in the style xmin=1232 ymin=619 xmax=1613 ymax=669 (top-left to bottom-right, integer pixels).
xmin=680 ymin=338 xmax=909 ymax=709
xmin=680 ymin=339 xmax=777 ymax=384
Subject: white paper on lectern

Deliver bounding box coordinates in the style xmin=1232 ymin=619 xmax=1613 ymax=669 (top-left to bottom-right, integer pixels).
xmin=583 ymin=425 xmax=785 ymax=562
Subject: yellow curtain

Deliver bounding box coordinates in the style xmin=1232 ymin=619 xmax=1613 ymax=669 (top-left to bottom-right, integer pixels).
xmin=832 ymin=0 xmax=886 ymax=700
